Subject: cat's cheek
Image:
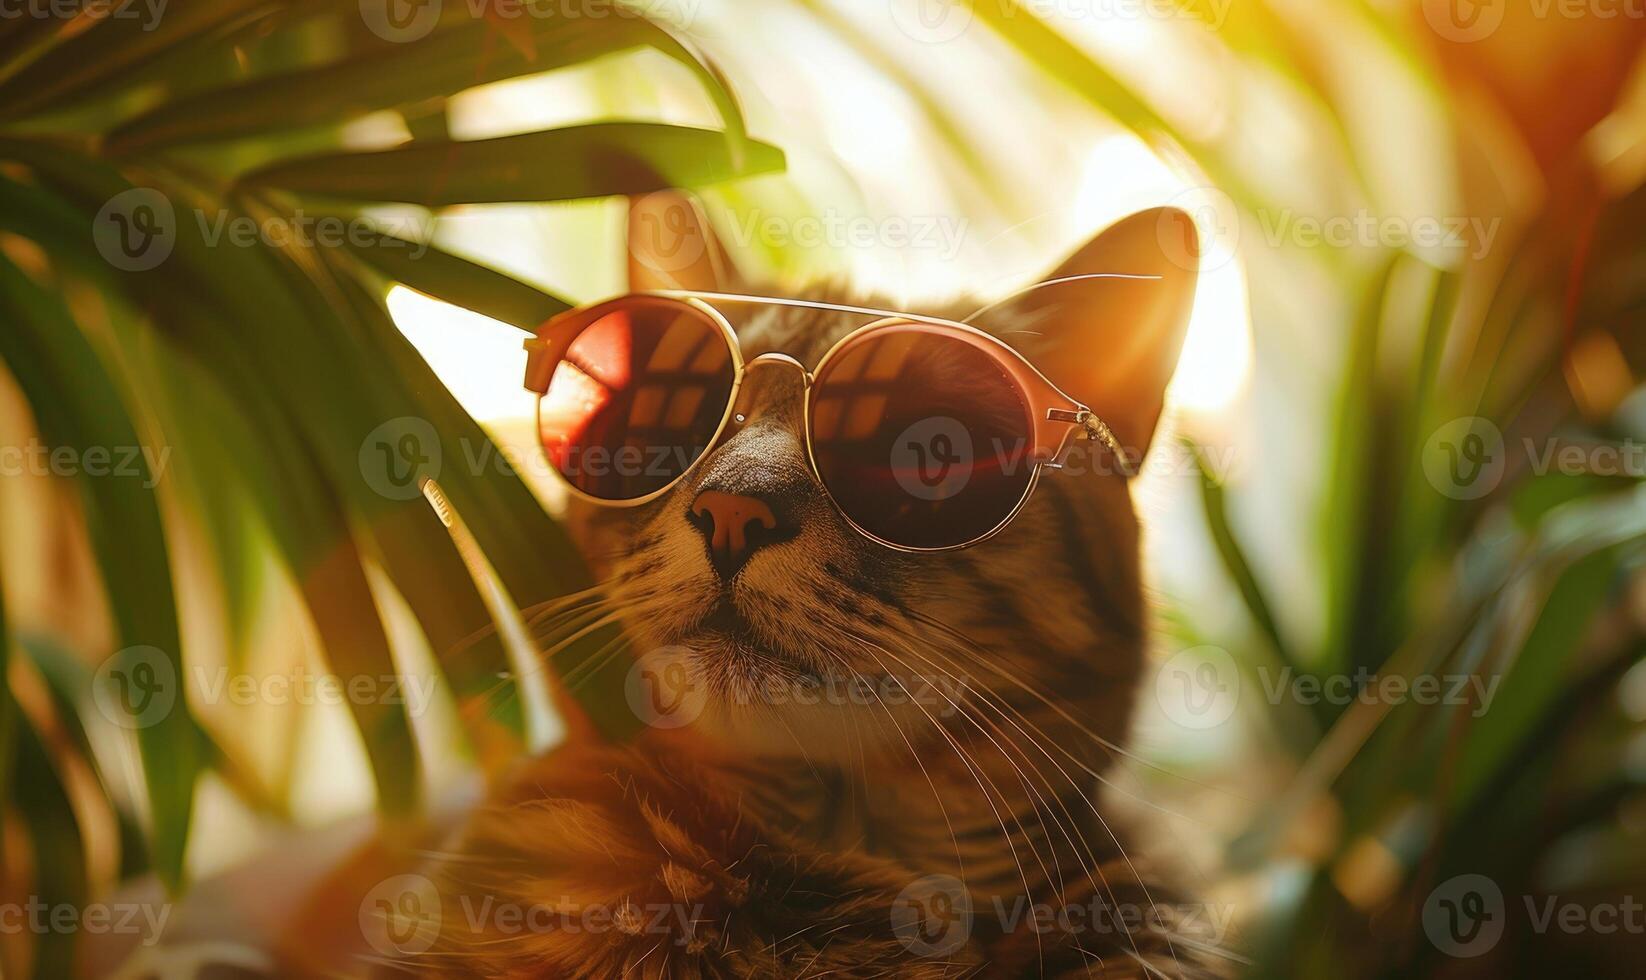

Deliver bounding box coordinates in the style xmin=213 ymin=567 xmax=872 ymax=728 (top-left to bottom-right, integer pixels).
xmin=558 ymin=494 xmax=665 ymax=583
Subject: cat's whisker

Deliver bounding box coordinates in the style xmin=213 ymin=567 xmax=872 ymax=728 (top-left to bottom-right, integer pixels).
xmin=919 ymin=626 xmax=1198 ymax=826
xmin=909 ymin=607 xmax=1238 ymax=812
xmin=527 ymin=602 xmax=621 ymax=653
xmin=437 ymin=587 xmax=607 ymax=664
xmin=552 ymin=627 xmax=633 ymax=696
xmin=456 ymin=603 xmax=633 ymax=731
xmin=873 ymin=631 xmax=1081 ymax=891
xmin=898 ymin=622 xmax=1198 ymax=974
xmin=837 ymin=629 xmax=1050 ymax=973
xmin=813 ymin=643 xmax=967 ymax=885
xmin=872 ymin=630 xmax=1139 ymax=972
xmin=516 ymin=583 xmax=610 ymax=621
xmin=858 ymin=627 xmax=1131 ymax=972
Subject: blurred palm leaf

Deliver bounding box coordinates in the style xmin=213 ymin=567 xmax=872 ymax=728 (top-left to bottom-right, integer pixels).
xmin=0 ymin=5 xmax=777 ymax=972
xmin=2 ymin=0 xmax=1643 ymax=977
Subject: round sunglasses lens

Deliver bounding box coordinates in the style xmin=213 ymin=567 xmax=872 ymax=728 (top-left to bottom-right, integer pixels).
xmin=537 ymin=300 xmax=735 ymax=501
xmin=809 ymin=326 xmax=1035 ymax=549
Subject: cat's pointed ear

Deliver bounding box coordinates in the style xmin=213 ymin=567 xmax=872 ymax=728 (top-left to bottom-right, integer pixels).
xmin=626 ymin=191 xmax=736 ymax=292
xmin=988 ymin=207 xmax=1200 ymax=462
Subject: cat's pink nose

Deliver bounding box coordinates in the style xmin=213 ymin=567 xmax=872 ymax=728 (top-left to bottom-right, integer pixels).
xmin=691 ymin=491 xmax=780 ymax=578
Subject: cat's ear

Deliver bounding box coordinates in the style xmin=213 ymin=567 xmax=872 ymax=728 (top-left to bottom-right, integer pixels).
xmin=626 ymin=191 xmax=736 ymax=292
xmin=989 ymin=207 xmax=1200 ymax=461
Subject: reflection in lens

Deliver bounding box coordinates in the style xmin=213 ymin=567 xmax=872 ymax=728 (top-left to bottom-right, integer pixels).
xmin=810 ymin=326 xmax=1034 ymax=549
xmin=538 ymin=300 xmax=735 ymax=500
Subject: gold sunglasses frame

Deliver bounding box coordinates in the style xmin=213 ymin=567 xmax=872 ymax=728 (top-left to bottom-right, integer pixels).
xmin=523 ymin=290 xmax=1132 ymax=553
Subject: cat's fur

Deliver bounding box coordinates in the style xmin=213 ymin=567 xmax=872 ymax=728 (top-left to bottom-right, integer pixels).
xmin=403 ymin=199 xmax=1230 ymax=977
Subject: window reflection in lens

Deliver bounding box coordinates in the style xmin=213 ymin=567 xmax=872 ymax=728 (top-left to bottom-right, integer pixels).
xmin=538 ymin=301 xmax=734 ymax=501
xmin=810 ymin=325 xmax=1035 ymax=549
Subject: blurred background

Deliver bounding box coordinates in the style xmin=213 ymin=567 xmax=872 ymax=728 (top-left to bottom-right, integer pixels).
xmin=1 ymin=0 xmax=1645 ymax=976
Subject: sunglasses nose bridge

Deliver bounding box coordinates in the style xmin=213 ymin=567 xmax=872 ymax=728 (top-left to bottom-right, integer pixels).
xmin=742 ymin=351 xmax=809 ymax=378
xmin=727 ymin=352 xmax=811 ymax=426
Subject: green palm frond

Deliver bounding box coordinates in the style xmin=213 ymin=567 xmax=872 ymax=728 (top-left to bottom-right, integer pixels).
xmin=0 ymin=0 xmax=778 ymax=932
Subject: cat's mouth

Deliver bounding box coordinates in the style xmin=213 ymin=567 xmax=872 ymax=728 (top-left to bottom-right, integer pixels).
xmin=674 ymin=595 xmax=810 ymax=671
xmin=696 ymin=598 xmax=760 ymax=646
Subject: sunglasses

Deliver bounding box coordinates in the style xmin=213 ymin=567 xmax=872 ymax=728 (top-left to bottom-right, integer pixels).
xmin=522 ymin=290 xmax=1133 ymax=553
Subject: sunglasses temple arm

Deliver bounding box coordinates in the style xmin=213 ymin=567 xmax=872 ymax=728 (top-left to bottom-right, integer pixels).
xmin=1049 ymin=408 xmax=1138 ymax=477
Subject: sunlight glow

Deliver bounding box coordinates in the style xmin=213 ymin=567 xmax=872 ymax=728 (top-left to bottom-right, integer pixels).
xmin=386 ymin=285 xmax=536 ymax=422
xmin=1073 ymin=137 xmax=1253 ymax=416
xmin=1170 ymin=257 xmax=1252 ymax=416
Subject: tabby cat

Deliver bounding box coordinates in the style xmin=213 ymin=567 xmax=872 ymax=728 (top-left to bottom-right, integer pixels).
xmin=402 ymin=196 xmax=1230 ymax=978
